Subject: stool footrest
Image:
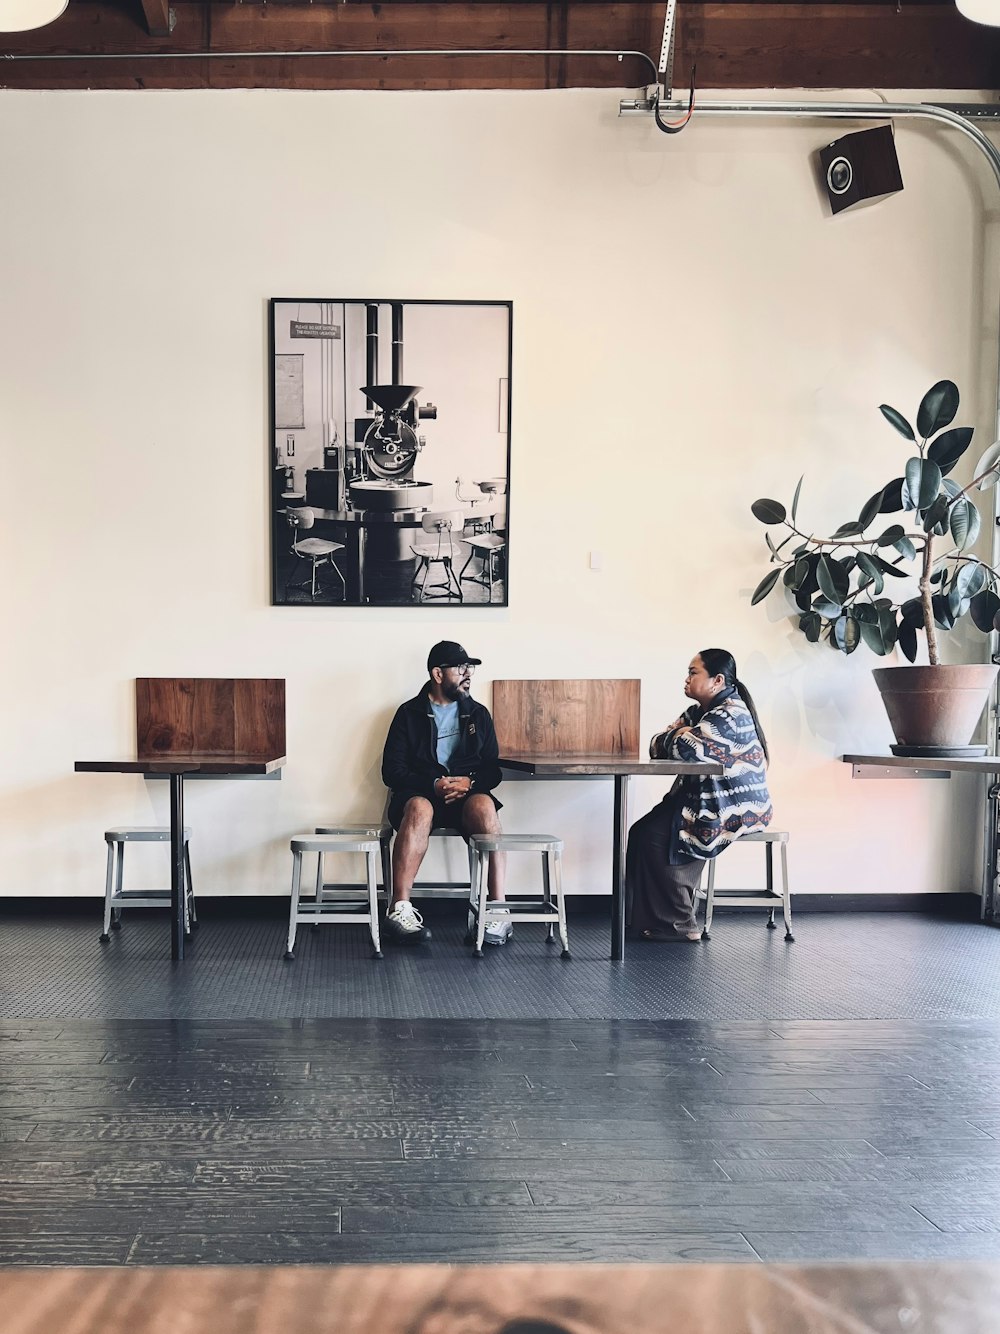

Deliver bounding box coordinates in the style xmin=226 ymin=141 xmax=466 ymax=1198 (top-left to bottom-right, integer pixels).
xmin=708 ymin=894 xmax=786 ymax=909
xmin=294 ymin=908 xmax=372 ymax=922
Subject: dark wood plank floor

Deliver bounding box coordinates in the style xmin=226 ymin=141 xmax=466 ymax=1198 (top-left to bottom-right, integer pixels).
xmin=1 ymin=1015 xmax=1000 ymax=1265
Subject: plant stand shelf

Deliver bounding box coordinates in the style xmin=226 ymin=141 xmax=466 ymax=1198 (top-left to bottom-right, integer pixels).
xmin=842 ymin=753 xmax=1000 ymax=922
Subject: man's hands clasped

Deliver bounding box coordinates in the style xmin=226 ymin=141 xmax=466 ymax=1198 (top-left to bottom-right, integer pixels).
xmin=434 ymin=775 xmax=473 ymax=804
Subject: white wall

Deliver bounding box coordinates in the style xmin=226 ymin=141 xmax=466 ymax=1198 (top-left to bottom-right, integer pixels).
xmin=1 ymin=87 xmax=997 ymax=899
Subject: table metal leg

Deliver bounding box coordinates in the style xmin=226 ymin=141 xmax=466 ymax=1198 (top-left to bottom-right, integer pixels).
xmin=612 ymin=773 xmax=630 ymax=960
xmin=357 ymin=525 xmax=368 ymax=604
xmin=170 ymin=774 xmax=185 ymax=962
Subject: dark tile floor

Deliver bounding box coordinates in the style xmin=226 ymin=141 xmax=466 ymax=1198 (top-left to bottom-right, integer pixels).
xmin=0 ymin=911 xmax=998 ymax=1265
xmin=1 ymin=909 xmax=998 ymax=1021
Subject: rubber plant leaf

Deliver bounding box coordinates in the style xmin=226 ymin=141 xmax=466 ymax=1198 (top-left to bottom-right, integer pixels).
xmin=905 ymin=456 xmax=943 ymax=511
xmin=859 ymin=619 xmax=887 ymax=655
xmin=790 ymin=475 xmax=803 ymax=523
xmin=832 ymin=615 xmax=860 ymax=653
xmin=878 ymin=478 xmax=906 ymax=513
xmin=855 ymin=551 xmax=884 ymax=594
xmin=816 ymin=554 xmax=849 ymax=604
xmin=970 ymin=589 xmax=1000 ymax=632
xmin=858 ymin=490 xmax=884 ymax=531
xmin=897 ymin=621 xmax=918 ymax=662
xmin=950 ymin=497 xmax=981 ymax=551
xmin=879 ymin=405 xmax=915 ymax=441
xmin=955 ymin=562 xmax=987 ymax=600
xmin=927 ymin=426 xmax=973 ymax=476
xmin=892 ymin=535 xmax=917 ymax=562
xmin=751 ymin=499 xmax=787 ymax=524
xmin=751 ymin=569 xmax=781 ymax=605
xmin=973 ymin=439 xmax=1000 ymax=492
xmin=798 ymin=611 xmax=822 ymax=642
xmin=916 ymin=380 xmax=959 ymax=438
xmin=875 ymin=524 xmax=904 ymax=547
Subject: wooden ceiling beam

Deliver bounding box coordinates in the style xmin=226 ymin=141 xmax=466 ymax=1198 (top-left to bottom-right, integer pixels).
xmin=0 ymin=2 xmax=996 ymax=91
xmin=139 ymin=0 xmax=173 ymax=37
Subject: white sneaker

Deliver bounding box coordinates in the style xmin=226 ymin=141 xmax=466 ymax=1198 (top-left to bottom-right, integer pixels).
xmin=483 ymin=909 xmax=513 ymax=947
xmin=385 ymin=901 xmax=431 ymax=944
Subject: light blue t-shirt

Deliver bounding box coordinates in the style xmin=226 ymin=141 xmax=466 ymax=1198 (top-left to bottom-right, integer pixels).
xmin=431 ymin=700 xmax=461 ymax=770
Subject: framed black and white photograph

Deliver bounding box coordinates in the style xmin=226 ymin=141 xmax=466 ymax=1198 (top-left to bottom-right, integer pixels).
xmin=269 ymin=298 xmax=512 ymax=607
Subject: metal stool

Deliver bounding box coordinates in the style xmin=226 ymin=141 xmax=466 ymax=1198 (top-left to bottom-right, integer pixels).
xmin=459 ymin=533 xmax=506 ymax=602
xmin=100 ymin=826 xmax=196 ymax=943
xmin=466 ymin=833 xmax=571 ymax=959
xmin=285 ymin=834 xmax=382 ymax=961
xmin=698 ymin=830 xmax=794 ymax=942
xmin=315 ymin=823 xmax=392 ymax=905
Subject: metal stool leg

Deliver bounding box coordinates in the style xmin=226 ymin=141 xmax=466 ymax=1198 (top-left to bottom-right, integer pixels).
xmin=331 ymin=558 xmax=347 ymax=601
xmin=541 ymin=849 xmax=555 ymax=943
xmin=781 ymin=841 xmax=795 ymax=941
xmin=285 ymin=849 xmax=303 ymax=960
xmin=703 ymin=859 xmax=716 ymax=940
xmin=552 ymin=848 xmax=571 ymax=959
xmin=100 ymin=840 xmax=115 ymax=942
xmin=445 ymin=557 xmax=463 ymax=602
xmin=367 ymin=848 xmax=383 ymax=959
xmin=380 ymin=834 xmax=393 ymax=906
xmin=765 ymin=843 xmax=777 ymax=928
xmin=474 ymin=847 xmax=489 ymax=957
xmin=184 ymin=842 xmax=198 ymax=929
xmin=311 ymin=847 xmax=325 ymax=931
xmin=465 ymin=841 xmax=478 ymax=943
xmin=412 ymin=555 xmax=430 ymax=600
xmin=111 ymin=841 xmax=125 ymax=929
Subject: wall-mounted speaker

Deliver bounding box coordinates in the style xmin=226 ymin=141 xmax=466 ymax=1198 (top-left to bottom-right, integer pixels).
xmin=817 ymin=125 xmax=903 ymax=215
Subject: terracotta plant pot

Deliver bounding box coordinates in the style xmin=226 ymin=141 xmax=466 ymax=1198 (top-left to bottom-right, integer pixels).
xmin=872 ymin=664 xmax=998 ymax=757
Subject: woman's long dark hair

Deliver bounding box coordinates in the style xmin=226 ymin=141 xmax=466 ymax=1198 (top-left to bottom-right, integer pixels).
xmin=699 ymin=648 xmax=769 ymax=764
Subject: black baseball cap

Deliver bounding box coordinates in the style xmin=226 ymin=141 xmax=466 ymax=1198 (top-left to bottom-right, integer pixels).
xmin=427 ymin=640 xmax=482 ymax=671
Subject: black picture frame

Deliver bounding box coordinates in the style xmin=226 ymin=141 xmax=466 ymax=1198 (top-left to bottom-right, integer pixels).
xmin=269 ymin=298 xmax=512 ymax=608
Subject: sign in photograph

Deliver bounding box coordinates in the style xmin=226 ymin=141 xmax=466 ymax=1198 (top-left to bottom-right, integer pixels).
xmin=290 ymin=321 xmax=342 ymax=339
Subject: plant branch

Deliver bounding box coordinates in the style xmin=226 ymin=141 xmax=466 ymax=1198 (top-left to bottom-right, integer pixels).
xmin=919 ymin=534 xmax=938 ymax=666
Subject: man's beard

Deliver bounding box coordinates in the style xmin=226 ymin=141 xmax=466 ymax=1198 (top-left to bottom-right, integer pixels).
xmin=442 ymin=679 xmax=469 ymax=702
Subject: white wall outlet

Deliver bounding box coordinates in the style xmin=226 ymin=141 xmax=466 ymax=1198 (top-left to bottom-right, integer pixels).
xmin=589 ymin=550 xmax=603 ymax=571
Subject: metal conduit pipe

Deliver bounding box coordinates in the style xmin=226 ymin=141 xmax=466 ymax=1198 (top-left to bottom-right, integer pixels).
xmin=0 ymin=46 xmax=661 ymax=80
xmin=639 ymin=96 xmax=1000 ymax=186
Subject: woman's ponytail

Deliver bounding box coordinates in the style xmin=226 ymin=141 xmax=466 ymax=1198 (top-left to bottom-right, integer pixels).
xmin=699 ymin=648 xmax=770 ymax=765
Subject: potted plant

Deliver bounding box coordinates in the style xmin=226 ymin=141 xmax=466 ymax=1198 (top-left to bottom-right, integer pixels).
xmin=751 ymin=380 xmax=1000 ymax=756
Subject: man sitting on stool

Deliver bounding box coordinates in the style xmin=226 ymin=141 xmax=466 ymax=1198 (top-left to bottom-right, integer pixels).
xmin=381 ymin=641 xmax=508 ymax=946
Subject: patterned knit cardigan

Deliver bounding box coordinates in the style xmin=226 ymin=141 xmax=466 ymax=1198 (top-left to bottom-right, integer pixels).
xmin=650 ymin=694 xmax=773 ymax=860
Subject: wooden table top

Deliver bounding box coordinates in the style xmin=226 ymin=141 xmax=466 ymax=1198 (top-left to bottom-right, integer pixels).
xmin=2 ymin=1262 xmax=997 ymax=1333
xmin=75 ymin=754 xmax=286 ymax=775
xmin=500 ymin=753 xmax=722 ymax=776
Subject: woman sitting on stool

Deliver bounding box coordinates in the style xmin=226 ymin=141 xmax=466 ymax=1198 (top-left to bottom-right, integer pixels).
xmin=626 ymin=648 xmax=772 ymax=943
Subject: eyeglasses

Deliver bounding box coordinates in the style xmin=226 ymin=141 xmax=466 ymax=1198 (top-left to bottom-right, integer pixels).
xmin=438 ymin=662 xmax=475 ymax=675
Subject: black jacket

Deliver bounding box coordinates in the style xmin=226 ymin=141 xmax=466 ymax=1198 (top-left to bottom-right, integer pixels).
xmin=381 ymin=683 xmax=502 ymax=802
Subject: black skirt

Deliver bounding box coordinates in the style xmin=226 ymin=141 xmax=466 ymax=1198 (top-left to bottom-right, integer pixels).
xmin=625 ymin=794 xmax=706 ymax=936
